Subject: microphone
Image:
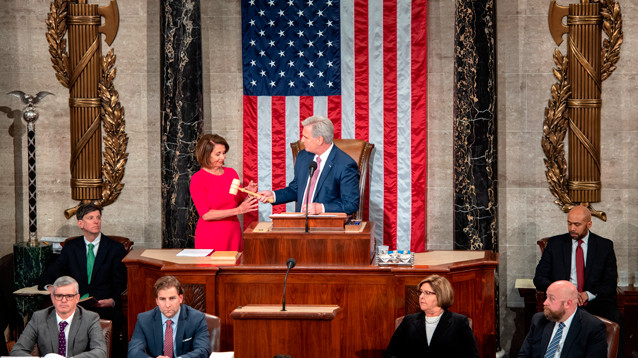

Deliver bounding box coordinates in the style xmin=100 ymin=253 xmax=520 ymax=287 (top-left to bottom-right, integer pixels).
xmin=281 ymin=258 xmax=296 ymax=311
xmin=305 ymin=161 xmax=317 ymax=233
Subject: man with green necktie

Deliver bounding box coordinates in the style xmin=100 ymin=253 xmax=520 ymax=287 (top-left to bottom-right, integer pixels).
xmin=39 ymin=203 xmax=128 ymax=335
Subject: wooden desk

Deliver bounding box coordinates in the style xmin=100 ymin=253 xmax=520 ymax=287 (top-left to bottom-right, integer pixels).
xmin=230 ymin=304 xmax=342 ymax=357
xmin=242 ymin=221 xmax=375 ymax=265
xmin=123 ymin=249 xmax=498 ymax=357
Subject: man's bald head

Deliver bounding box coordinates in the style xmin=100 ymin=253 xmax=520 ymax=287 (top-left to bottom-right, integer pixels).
xmin=544 ymin=281 xmax=578 ymax=322
xmin=567 ymin=205 xmax=592 ymax=241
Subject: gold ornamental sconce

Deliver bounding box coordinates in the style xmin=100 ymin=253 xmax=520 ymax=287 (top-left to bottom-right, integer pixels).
xmin=542 ymin=0 xmax=623 ymax=221
xmin=46 ymin=0 xmax=129 ymax=219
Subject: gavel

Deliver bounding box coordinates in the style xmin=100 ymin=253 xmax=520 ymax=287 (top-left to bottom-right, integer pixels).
xmin=229 ymin=178 xmax=274 ymax=203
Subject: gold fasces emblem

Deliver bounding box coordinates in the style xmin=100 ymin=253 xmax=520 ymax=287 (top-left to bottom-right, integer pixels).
xmin=542 ymin=0 xmax=623 ymax=221
xmin=46 ymin=0 xmax=128 ymax=219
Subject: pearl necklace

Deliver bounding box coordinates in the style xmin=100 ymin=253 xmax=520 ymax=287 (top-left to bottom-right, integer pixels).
xmin=425 ymin=313 xmax=442 ymax=324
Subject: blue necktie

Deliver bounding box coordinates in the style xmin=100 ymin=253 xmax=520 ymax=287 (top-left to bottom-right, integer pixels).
xmin=544 ymin=322 xmax=565 ymax=358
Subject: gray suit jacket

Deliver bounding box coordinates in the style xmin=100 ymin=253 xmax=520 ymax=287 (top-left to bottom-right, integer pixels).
xmin=10 ymin=306 xmax=107 ymax=358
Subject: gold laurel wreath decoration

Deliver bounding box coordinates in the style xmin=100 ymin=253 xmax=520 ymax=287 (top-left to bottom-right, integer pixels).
xmin=600 ymin=0 xmax=623 ymax=81
xmin=45 ymin=0 xmax=69 ymax=88
xmin=542 ymin=49 xmax=573 ymax=213
xmin=542 ymin=1 xmax=622 ymax=221
xmin=97 ymin=48 xmax=128 ymax=209
xmin=46 ymin=0 xmax=128 ymax=219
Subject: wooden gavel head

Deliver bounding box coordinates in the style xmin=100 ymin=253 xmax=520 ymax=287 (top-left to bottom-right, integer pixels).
xmin=229 ymin=178 xmax=241 ymax=195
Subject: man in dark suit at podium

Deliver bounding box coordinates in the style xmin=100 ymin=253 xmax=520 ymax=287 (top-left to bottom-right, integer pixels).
xmin=257 ymin=115 xmax=360 ymax=215
xmin=128 ymin=276 xmax=210 ymax=358
xmin=39 ymin=203 xmax=128 ymax=326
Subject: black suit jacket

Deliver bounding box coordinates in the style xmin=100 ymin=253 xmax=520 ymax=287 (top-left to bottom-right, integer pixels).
xmin=384 ymin=310 xmax=479 ymax=358
xmin=127 ymin=305 xmax=210 ymax=358
xmin=518 ymin=309 xmax=607 ymax=357
xmin=534 ymin=232 xmax=617 ymax=303
xmin=39 ymin=234 xmax=128 ymax=307
xmin=274 ymin=145 xmax=360 ymax=214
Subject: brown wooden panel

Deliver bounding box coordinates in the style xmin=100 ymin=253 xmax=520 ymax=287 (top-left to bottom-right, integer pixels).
xmin=232 ymin=307 xmax=341 ymax=358
xmin=243 ymin=221 xmax=375 ymax=265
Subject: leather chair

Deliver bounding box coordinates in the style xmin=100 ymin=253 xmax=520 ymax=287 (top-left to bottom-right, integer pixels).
xmin=594 ymin=315 xmax=620 ymax=358
xmin=291 ymin=138 xmax=374 ymax=220
xmin=100 ymin=319 xmax=113 ymax=358
xmin=29 ymin=318 xmax=112 ymax=358
xmin=204 ymin=313 xmax=221 ymax=353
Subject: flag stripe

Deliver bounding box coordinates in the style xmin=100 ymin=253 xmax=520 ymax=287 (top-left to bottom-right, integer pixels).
xmin=354 ymin=0 xmax=370 ymax=141
xmin=367 ymin=0 xmax=386 ymax=246
xmin=284 ymin=96 xmax=300 ymax=213
xmin=271 ymin=96 xmax=287 ymax=214
xmin=328 ymin=96 xmax=342 ymax=138
xmin=410 ymin=0 xmax=427 ymax=252
xmin=396 ymin=0 xmax=412 ymax=250
xmin=242 ymin=95 xmax=259 ymax=227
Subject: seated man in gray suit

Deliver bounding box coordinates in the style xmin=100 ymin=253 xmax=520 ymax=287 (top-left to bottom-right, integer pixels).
xmin=128 ymin=276 xmax=210 ymax=358
xmin=10 ymin=276 xmax=106 ymax=358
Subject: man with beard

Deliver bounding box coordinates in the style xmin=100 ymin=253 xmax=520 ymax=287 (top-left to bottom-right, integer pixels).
xmin=518 ymin=281 xmax=607 ymax=357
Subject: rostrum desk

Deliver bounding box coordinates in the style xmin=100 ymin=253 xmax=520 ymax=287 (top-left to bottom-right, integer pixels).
xmin=123 ymin=221 xmax=498 ymax=357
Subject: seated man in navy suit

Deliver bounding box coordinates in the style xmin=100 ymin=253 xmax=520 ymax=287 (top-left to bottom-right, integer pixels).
xmin=128 ymin=276 xmax=210 ymax=358
xmin=39 ymin=203 xmax=127 ymax=326
xmin=518 ymin=280 xmax=607 ymax=357
xmin=257 ymin=115 xmax=360 ymax=215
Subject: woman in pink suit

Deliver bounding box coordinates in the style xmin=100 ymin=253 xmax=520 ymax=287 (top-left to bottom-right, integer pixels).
xmin=189 ymin=134 xmax=258 ymax=250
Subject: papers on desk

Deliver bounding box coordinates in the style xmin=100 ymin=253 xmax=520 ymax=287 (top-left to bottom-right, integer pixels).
xmin=177 ymin=249 xmax=214 ymax=257
xmin=210 ymin=352 xmax=234 ymax=358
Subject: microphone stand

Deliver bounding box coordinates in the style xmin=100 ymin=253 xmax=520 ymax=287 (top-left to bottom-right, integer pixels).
xmin=281 ymin=258 xmax=296 ymax=311
xmin=304 ymin=161 xmax=317 ymax=233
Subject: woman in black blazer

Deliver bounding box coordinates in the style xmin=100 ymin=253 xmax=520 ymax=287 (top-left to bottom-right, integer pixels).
xmin=384 ymin=275 xmax=479 ymax=358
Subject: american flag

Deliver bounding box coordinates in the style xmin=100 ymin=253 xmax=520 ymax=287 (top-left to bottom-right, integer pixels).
xmin=241 ymin=0 xmax=427 ymax=252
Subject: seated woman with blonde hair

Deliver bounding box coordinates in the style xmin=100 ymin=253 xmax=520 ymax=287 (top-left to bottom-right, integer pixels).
xmin=384 ymin=274 xmax=479 ymax=358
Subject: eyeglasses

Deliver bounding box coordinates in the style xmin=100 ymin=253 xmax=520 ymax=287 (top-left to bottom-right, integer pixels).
xmin=416 ymin=289 xmax=436 ymax=296
xmin=53 ymin=294 xmax=78 ymax=301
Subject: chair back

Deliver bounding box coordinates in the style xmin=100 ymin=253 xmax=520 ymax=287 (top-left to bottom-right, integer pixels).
xmin=290 ymin=138 xmax=374 ymax=220
xmin=204 ymin=313 xmax=221 ymax=353
xmin=594 ymin=315 xmax=619 ymax=358
xmin=100 ymin=319 xmax=113 ymax=358
xmin=61 ymin=235 xmax=134 ymax=253
xmin=536 ymin=237 xmax=549 ymax=254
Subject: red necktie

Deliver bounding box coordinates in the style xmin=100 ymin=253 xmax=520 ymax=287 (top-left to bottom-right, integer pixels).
xmin=576 ymin=239 xmax=585 ymax=292
xmin=164 ymin=320 xmax=174 ymax=358
xmin=302 ymin=157 xmax=321 ymax=208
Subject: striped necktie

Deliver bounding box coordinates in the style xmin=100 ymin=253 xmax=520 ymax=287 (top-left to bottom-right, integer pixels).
xmin=544 ymin=322 xmax=565 ymax=358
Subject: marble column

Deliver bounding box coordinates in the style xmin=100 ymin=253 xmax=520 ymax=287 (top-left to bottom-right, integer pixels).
xmin=453 ymin=0 xmax=497 ymax=252
xmin=160 ymin=0 xmax=203 ymax=248
xmin=14 ymin=242 xmax=53 ymax=325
